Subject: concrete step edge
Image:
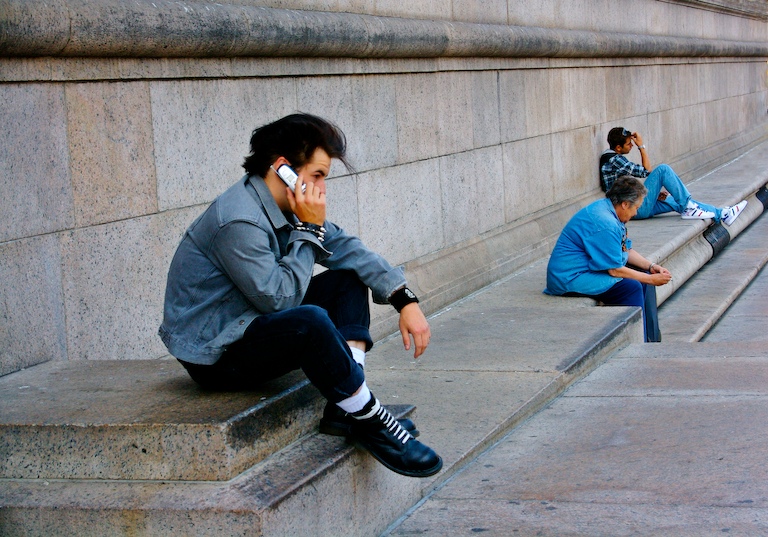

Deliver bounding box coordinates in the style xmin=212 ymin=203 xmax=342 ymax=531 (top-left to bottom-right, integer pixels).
xmin=650 ymin=184 xmax=768 ymax=305
xmin=659 ymin=209 xmax=768 ymax=342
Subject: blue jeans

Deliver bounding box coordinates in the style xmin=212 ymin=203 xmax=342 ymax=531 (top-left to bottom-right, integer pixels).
xmin=179 ymin=270 xmax=369 ymax=402
xmin=567 ymin=278 xmax=658 ymax=342
xmin=635 ymin=164 xmax=721 ymax=221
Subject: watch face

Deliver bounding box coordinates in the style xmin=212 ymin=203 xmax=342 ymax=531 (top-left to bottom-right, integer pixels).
xmin=404 ymin=288 xmax=416 ymax=299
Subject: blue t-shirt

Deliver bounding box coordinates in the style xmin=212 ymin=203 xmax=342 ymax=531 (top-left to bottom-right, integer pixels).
xmin=544 ymin=198 xmax=631 ymax=296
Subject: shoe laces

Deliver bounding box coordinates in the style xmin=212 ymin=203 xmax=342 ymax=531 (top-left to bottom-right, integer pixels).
xmin=683 ymin=206 xmax=710 ymax=217
xmin=375 ymin=406 xmax=413 ymax=444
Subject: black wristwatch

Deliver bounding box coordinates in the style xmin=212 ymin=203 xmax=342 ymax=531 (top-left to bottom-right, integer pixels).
xmin=389 ymin=287 xmax=419 ymax=312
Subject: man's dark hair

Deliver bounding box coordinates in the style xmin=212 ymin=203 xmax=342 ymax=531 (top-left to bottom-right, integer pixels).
xmin=242 ymin=113 xmax=351 ymax=177
xmin=606 ymin=175 xmax=647 ymax=206
xmin=607 ymin=127 xmax=630 ymax=151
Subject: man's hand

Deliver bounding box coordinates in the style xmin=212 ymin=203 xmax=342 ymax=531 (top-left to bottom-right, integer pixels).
xmin=629 ymin=131 xmax=651 ymax=170
xmin=287 ymin=175 xmax=326 ymax=225
xmin=398 ymin=303 xmax=431 ymax=359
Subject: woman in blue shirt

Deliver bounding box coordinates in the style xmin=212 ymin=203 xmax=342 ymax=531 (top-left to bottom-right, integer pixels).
xmin=545 ymin=176 xmax=672 ymax=341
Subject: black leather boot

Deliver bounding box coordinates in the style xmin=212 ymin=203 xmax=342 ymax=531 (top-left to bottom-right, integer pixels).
xmin=319 ymin=401 xmax=420 ymax=437
xmin=349 ymin=396 xmax=442 ymax=478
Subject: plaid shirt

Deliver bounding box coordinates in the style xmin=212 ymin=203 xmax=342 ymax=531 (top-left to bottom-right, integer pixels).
xmin=600 ymin=153 xmax=649 ymax=192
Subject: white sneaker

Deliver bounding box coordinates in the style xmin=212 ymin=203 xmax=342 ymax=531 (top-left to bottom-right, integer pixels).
xmin=681 ymin=204 xmax=716 ymax=220
xmin=721 ymin=200 xmax=748 ymax=226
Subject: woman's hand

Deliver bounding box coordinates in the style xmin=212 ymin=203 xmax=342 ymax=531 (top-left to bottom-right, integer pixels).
xmin=648 ymin=263 xmax=672 ymax=286
xmin=609 ymin=257 xmax=672 ymax=287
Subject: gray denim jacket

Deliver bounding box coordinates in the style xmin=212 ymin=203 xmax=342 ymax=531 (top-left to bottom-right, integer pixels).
xmin=159 ymin=175 xmax=406 ymax=365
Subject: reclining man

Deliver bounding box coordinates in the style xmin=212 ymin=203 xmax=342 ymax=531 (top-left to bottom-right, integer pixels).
xmin=159 ymin=113 xmax=442 ymax=478
xmin=601 ymin=127 xmax=747 ymax=225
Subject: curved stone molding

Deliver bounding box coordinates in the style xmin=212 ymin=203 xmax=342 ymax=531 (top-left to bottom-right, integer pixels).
xmin=1 ymin=0 xmax=767 ymax=59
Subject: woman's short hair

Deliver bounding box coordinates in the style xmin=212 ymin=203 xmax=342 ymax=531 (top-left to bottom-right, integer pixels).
xmin=606 ymin=175 xmax=647 ymax=206
xmin=242 ymin=113 xmax=351 ymax=177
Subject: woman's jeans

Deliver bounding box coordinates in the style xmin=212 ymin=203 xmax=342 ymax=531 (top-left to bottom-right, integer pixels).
xmin=568 ymin=278 xmax=660 ymax=342
xmin=180 ymin=270 xmax=370 ymax=403
xmin=636 ymin=164 xmax=721 ymax=221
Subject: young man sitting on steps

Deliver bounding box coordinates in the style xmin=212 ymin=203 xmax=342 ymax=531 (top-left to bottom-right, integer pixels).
xmin=600 ymin=127 xmax=747 ymax=225
xmin=159 ymin=113 xmax=442 ymax=478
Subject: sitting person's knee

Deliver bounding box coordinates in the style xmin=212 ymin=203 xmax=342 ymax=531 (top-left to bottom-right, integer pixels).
xmin=296 ymin=304 xmax=334 ymax=326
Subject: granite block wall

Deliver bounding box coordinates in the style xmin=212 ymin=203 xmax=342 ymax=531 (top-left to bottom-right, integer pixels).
xmin=1 ymin=0 xmax=767 ymax=374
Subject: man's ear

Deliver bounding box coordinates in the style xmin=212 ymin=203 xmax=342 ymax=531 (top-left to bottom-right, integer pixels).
xmin=271 ymin=156 xmax=290 ymax=169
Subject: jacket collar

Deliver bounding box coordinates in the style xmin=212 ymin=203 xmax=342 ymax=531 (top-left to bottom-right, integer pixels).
xmin=247 ymin=175 xmax=293 ymax=229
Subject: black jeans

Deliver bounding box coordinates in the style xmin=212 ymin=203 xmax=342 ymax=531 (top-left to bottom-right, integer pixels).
xmin=180 ymin=270 xmax=371 ymax=402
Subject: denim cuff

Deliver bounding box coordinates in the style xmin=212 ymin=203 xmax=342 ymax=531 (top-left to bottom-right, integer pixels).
xmin=338 ymin=323 xmax=374 ymax=352
xmin=327 ymin=360 xmax=367 ymax=403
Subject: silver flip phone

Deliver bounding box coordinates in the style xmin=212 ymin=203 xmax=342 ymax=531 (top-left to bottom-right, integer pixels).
xmin=275 ymin=164 xmax=306 ymax=193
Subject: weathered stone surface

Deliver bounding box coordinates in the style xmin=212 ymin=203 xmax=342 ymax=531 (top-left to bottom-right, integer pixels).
xmin=151 ymin=77 xmax=298 ymax=212
xmin=66 ymin=81 xmax=158 ymax=227
xmin=0 ymin=83 xmax=74 ymax=242
xmin=59 ymin=209 xmax=197 ymax=362
xmin=0 ymin=235 xmax=67 ymax=375
xmin=0 ymin=361 xmax=324 ymax=481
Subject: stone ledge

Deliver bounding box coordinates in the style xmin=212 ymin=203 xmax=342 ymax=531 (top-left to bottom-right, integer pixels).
xmin=2 ymin=1 xmax=767 ymax=59
xmin=2 ymin=55 xmax=759 ymax=84
xmin=0 ymin=362 xmax=324 ymax=481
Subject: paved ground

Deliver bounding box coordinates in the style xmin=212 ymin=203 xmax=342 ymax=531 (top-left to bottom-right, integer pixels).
xmin=384 ymin=251 xmax=768 ymax=536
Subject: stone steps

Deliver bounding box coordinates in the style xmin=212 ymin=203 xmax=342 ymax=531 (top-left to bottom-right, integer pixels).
xmin=0 ymin=363 xmax=326 ymax=482
xmin=2 ymin=142 xmax=768 ymax=536
xmin=0 ymin=279 xmax=642 ymax=537
xmin=624 ymin=141 xmax=768 ymax=306
xmin=659 ymin=194 xmax=768 ymax=342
